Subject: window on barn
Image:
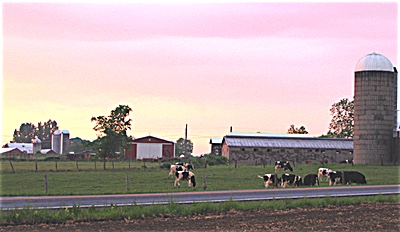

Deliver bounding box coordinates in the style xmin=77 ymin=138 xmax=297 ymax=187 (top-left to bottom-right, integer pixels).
xmin=280 ymin=149 xmax=285 ymax=152
xmin=308 ymin=149 xmax=312 ymax=153
xmin=267 ymin=149 xmax=271 ymax=152
xmin=349 ymin=150 xmax=353 ymax=154
xmin=336 ymin=150 xmax=341 ymax=154
xmin=241 ymin=148 xmax=245 ymax=151
xmin=315 ymin=149 xmax=319 ymax=152
xmin=321 ymin=150 xmax=326 ymax=153
xmin=254 ymin=148 xmax=259 ymax=152
xmin=294 ymin=149 xmax=300 ymax=153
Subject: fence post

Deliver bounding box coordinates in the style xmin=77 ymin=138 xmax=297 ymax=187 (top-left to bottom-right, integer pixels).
xmin=35 ymin=158 xmax=38 ymax=172
xmin=112 ymin=161 xmax=115 ymax=170
xmin=55 ymin=160 xmax=58 ymax=172
xmin=94 ymin=160 xmax=97 ymax=171
xmin=128 ymin=159 xmax=131 ymax=170
xmin=44 ymin=174 xmax=48 ymax=194
xmin=126 ymin=174 xmax=130 ymax=191
xmin=9 ymin=160 xmax=15 ymax=173
xmin=76 ymin=160 xmax=79 ymax=171
xmin=202 ymin=174 xmax=207 ymax=190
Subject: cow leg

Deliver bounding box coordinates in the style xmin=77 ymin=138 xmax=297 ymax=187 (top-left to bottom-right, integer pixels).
xmin=188 ymin=179 xmax=192 ymax=188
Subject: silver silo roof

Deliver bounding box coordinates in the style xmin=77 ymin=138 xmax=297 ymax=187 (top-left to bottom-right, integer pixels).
xmin=354 ymin=52 xmax=393 ymax=72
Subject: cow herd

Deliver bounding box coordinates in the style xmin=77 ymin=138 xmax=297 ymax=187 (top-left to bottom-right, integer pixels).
xmin=259 ymin=161 xmax=367 ymax=189
xmin=168 ymin=160 xmax=367 ymax=189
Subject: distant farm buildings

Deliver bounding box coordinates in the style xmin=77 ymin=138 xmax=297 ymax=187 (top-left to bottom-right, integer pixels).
xmin=216 ymin=132 xmax=353 ymax=165
xmin=125 ymin=136 xmax=175 ymax=160
xmin=1 ymin=129 xmax=70 ymax=156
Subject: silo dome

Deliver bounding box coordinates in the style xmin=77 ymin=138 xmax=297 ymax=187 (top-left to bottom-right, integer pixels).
xmin=355 ymin=52 xmax=393 ymax=72
xmin=32 ymin=138 xmax=41 ymax=143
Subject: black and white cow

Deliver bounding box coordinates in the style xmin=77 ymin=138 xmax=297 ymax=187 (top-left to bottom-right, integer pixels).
xmin=318 ymin=168 xmax=333 ymax=182
xmin=274 ymin=161 xmax=293 ymax=172
xmin=168 ymin=163 xmax=194 ymax=178
xmin=174 ymin=170 xmax=196 ymax=188
xmin=303 ymin=174 xmax=319 ymax=186
xmin=343 ymin=171 xmax=367 ymax=185
xmin=168 ymin=163 xmax=187 ymax=178
xmin=327 ymin=171 xmax=343 ymax=186
xmin=339 ymin=159 xmax=354 ymax=165
xmin=281 ymin=173 xmax=302 ymax=187
xmin=258 ymin=174 xmax=281 ymax=188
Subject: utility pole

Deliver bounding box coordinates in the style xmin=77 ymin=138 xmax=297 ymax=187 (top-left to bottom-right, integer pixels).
xmin=184 ymin=124 xmax=188 ymax=157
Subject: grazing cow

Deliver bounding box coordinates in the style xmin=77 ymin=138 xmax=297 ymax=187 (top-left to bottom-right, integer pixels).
xmin=303 ymin=174 xmax=319 ymax=186
xmin=258 ymin=174 xmax=281 ymax=188
xmin=327 ymin=171 xmax=343 ymax=186
xmin=168 ymin=163 xmax=187 ymax=178
xmin=274 ymin=161 xmax=293 ymax=172
xmin=281 ymin=173 xmax=302 ymax=188
xmin=174 ymin=170 xmax=196 ymax=188
xmin=318 ymin=168 xmax=333 ymax=181
xmin=343 ymin=171 xmax=367 ymax=185
xmin=339 ymin=159 xmax=354 ymax=166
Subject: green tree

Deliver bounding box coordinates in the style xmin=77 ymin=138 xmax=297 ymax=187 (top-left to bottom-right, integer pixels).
xmin=91 ymin=105 xmax=133 ymax=169
xmin=69 ymin=137 xmax=92 ymax=153
xmin=13 ymin=123 xmax=36 ymax=143
xmin=326 ymin=98 xmax=354 ymax=138
xmin=175 ymin=138 xmax=193 ymax=157
xmin=287 ymin=124 xmax=308 ymax=134
xmin=36 ymin=120 xmax=59 ymax=149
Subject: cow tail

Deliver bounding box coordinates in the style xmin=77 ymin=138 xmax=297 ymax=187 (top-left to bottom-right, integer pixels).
xmin=191 ymin=175 xmax=196 ymax=187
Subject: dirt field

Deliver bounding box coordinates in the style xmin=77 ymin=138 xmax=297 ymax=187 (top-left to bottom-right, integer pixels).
xmin=1 ymin=202 xmax=399 ymax=231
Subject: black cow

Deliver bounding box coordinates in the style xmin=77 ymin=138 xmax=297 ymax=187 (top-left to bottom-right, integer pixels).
xmin=275 ymin=161 xmax=293 ymax=172
xmin=343 ymin=171 xmax=367 ymax=184
xmin=303 ymin=174 xmax=319 ymax=186
xmin=281 ymin=173 xmax=302 ymax=187
xmin=258 ymin=174 xmax=281 ymax=188
xmin=174 ymin=170 xmax=196 ymax=188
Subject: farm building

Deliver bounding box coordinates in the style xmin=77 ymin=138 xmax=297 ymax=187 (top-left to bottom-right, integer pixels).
xmin=125 ymin=136 xmax=175 ymax=160
xmin=0 ymin=147 xmax=23 ymax=155
xmin=221 ymin=132 xmax=353 ymax=165
xmin=3 ymin=143 xmax=33 ymax=153
xmin=209 ymin=138 xmax=223 ymax=156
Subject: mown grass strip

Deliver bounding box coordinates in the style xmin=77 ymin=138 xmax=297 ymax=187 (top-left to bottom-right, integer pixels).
xmin=1 ymin=195 xmax=398 ymax=226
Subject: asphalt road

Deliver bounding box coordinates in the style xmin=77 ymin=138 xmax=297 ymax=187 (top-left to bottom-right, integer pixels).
xmin=1 ymin=185 xmax=398 ymax=210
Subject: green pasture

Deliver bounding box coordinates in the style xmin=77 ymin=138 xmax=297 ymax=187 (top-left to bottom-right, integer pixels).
xmin=0 ymin=161 xmax=399 ymax=196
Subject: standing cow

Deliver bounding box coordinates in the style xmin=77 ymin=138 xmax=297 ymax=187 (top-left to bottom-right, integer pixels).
xmin=174 ymin=170 xmax=196 ymax=188
xmin=281 ymin=173 xmax=302 ymax=188
xmin=274 ymin=161 xmax=293 ymax=172
xmin=303 ymin=174 xmax=319 ymax=186
xmin=327 ymin=171 xmax=343 ymax=186
xmin=343 ymin=171 xmax=367 ymax=184
xmin=318 ymin=168 xmax=333 ymax=182
xmin=258 ymin=174 xmax=281 ymax=188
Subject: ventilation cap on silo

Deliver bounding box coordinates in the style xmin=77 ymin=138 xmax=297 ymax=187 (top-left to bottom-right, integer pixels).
xmin=355 ymin=52 xmax=393 ymax=72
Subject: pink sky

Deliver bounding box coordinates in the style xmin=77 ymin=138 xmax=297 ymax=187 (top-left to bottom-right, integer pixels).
xmin=2 ymin=2 xmax=398 ymax=154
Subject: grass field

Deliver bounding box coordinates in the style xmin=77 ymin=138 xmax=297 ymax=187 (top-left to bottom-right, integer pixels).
xmin=1 ymin=161 xmax=399 ymax=196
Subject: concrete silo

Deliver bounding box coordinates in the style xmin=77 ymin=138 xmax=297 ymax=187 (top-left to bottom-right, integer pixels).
xmin=353 ymin=53 xmax=398 ymax=165
xmin=32 ymin=137 xmax=42 ymax=154
xmin=51 ymin=130 xmax=70 ymax=154
xmin=52 ymin=130 xmax=62 ymax=154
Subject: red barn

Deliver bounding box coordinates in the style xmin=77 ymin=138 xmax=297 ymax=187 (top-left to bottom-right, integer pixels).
xmin=125 ymin=136 xmax=175 ymax=160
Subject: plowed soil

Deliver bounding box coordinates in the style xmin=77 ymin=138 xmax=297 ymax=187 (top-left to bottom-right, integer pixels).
xmin=1 ymin=202 xmax=399 ymax=231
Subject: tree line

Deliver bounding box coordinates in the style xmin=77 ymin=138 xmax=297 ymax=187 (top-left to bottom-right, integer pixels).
xmin=10 ymin=98 xmax=353 ymax=169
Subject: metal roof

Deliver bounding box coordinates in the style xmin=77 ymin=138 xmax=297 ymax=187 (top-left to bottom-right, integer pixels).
xmin=224 ymin=136 xmax=353 ymax=150
xmin=354 ymin=53 xmax=393 ymax=72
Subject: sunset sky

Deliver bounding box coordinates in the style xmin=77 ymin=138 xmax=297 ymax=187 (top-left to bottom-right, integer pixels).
xmin=2 ymin=2 xmax=398 ymax=154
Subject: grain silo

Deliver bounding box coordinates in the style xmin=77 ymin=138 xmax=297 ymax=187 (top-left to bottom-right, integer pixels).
xmin=32 ymin=137 xmax=42 ymax=154
xmin=52 ymin=130 xmax=62 ymax=154
xmin=353 ymin=53 xmax=398 ymax=165
xmin=51 ymin=130 xmax=70 ymax=154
